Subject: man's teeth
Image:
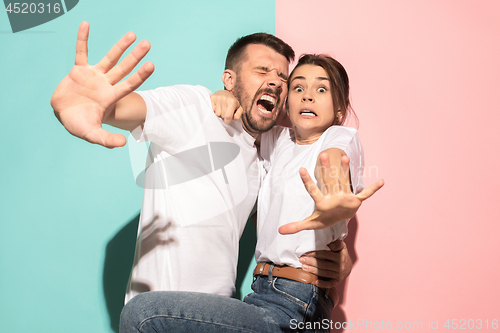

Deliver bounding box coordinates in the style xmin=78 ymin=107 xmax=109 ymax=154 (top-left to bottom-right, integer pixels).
xmin=258 ymin=105 xmax=272 ymax=114
xmin=259 ymin=95 xmax=276 ymax=106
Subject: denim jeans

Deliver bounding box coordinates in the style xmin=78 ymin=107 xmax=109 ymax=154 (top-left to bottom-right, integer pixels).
xmin=120 ymin=265 xmax=335 ymax=333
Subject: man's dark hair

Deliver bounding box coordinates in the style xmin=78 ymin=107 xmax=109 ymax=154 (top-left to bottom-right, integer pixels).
xmin=225 ymin=33 xmax=295 ymax=72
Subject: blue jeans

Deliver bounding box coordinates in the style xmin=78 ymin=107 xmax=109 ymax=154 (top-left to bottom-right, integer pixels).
xmin=120 ymin=267 xmax=334 ymax=333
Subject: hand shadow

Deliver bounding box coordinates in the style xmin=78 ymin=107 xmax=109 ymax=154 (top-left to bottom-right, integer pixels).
xmin=102 ymin=214 xmax=140 ymax=333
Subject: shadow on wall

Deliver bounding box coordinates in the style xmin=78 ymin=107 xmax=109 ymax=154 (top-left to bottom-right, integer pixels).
xmin=331 ymin=215 xmax=359 ymax=333
xmin=234 ymin=219 xmax=257 ymax=300
xmin=103 ymin=214 xmax=140 ymax=333
xmin=102 ymin=213 xmax=257 ymax=332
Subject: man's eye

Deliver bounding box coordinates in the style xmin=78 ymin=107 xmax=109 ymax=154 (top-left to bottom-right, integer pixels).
xmin=294 ymin=87 xmax=303 ymax=92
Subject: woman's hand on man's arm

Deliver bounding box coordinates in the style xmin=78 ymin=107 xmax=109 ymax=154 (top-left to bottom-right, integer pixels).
xmin=211 ymin=90 xmax=242 ymax=124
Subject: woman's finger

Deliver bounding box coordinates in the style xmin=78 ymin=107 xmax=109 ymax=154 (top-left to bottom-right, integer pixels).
xmin=279 ymin=218 xmax=327 ymax=235
xmin=338 ymin=154 xmax=351 ymax=194
xmin=234 ymin=106 xmax=243 ymax=121
xmin=299 ymin=167 xmax=322 ymax=203
xmin=356 ymin=179 xmax=385 ymax=201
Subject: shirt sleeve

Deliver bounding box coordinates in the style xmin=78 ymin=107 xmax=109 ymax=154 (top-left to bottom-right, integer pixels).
xmin=130 ymin=85 xmax=213 ymax=154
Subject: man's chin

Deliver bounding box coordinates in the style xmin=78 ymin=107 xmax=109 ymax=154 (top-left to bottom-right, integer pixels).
xmin=249 ymin=118 xmax=276 ymax=133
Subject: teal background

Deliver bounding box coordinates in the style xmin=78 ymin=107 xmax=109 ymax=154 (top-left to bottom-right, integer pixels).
xmin=0 ymin=1 xmax=274 ymax=332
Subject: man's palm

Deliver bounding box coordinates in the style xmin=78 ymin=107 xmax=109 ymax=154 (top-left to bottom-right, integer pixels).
xmin=51 ymin=21 xmax=154 ymax=148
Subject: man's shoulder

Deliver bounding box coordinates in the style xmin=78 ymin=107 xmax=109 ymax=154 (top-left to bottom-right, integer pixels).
xmin=138 ymin=84 xmax=212 ymax=101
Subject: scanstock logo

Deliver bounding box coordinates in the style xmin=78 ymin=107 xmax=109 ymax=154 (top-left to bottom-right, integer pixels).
xmin=4 ymin=0 xmax=79 ymax=33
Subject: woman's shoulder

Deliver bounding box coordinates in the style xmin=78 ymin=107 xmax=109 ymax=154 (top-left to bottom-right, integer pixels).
xmin=319 ymin=126 xmax=359 ymax=144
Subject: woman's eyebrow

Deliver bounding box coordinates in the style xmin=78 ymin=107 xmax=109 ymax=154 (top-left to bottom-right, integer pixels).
xmin=290 ymin=76 xmax=330 ymax=82
xmin=290 ymin=76 xmax=305 ymax=83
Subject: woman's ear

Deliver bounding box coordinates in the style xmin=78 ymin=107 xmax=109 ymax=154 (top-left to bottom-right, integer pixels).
xmin=222 ymin=69 xmax=236 ymax=91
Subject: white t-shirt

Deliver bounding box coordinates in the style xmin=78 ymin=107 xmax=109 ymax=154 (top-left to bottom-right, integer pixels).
xmin=256 ymin=126 xmax=364 ymax=268
xmin=125 ymin=85 xmax=265 ymax=302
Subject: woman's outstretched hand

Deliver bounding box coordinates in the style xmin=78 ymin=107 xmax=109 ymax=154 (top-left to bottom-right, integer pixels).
xmin=50 ymin=21 xmax=154 ymax=148
xmin=279 ymin=153 xmax=384 ymax=235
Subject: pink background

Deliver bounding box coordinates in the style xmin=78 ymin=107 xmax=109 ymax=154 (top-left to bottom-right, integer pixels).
xmin=276 ymin=0 xmax=500 ymax=331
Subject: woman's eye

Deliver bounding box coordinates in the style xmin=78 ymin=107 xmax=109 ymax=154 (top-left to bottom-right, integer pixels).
xmin=318 ymin=87 xmax=327 ymax=93
xmin=294 ymin=87 xmax=303 ymax=92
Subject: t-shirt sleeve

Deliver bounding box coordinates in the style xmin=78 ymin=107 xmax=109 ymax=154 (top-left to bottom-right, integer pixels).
xmin=321 ymin=127 xmax=365 ymax=194
xmin=130 ymin=85 xmax=213 ymax=154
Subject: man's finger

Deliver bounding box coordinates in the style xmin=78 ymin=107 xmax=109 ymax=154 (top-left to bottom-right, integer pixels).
xmin=301 ymin=250 xmax=338 ymax=262
xmin=75 ymin=21 xmax=89 ymax=66
xmin=328 ymin=239 xmax=346 ymax=252
xmin=83 ymin=128 xmax=127 ymax=148
xmin=114 ymin=62 xmax=155 ymax=99
xmin=314 ymin=279 xmax=339 ymax=289
xmin=95 ymin=32 xmax=137 ymax=74
xmin=302 ymin=265 xmax=338 ymax=279
xmin=107 ymin=40 xmax=151 ymax=85
xmin=300 ymin=254 xmax=339 ymax=270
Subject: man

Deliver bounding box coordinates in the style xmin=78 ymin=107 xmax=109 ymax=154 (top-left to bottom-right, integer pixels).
xmin=51 ymin=22 xmax=351 ymax=307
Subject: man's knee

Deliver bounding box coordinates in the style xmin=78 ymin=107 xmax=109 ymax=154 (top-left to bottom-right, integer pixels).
xmin=119 ymin=292 xmax=151 ymax=333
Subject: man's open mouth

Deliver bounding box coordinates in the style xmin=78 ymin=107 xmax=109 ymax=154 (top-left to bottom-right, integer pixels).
xmin=257 ymin=94 xmax=276 ymax=115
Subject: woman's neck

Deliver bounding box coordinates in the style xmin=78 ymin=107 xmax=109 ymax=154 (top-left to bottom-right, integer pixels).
xmin=293 ymin=127 xmax=323 ymax=145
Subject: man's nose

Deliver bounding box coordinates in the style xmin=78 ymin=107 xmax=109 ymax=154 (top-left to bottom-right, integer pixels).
xmin=267 ymin=70 xmax=282 ymax=88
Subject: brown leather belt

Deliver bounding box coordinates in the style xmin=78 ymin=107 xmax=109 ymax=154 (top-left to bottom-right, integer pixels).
xmin=253 ymin=262 xmax=339 ymax=307
xmin=253 ymin=263 xmax=319 ymax=285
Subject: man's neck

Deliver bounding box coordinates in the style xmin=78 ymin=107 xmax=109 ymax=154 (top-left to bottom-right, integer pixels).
xmin=241 ymin=121 xmax=262 ymax=146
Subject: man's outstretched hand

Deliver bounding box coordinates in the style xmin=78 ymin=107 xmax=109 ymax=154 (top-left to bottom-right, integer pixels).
xmin=51 ymin=21 xmax=154 ymax=148
xmin=279 ymin=153 xmax=384 ymax=235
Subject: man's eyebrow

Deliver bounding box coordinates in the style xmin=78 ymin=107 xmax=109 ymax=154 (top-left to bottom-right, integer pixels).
xmin=255 ymin=66 xmax=288 ymax=81
xmin=278 ymin=72 xmax=288 ymax=81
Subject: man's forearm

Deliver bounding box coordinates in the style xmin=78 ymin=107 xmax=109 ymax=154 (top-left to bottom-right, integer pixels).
xmin=103 ymin=92 xmax=147 ymax=131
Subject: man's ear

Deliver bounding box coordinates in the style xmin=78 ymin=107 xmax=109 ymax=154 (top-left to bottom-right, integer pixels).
xmin=222 ymin=69 xmax=236 ymax=91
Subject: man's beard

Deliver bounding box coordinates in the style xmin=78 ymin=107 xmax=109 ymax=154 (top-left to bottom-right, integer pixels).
xmin=233 ymin=78 xmax=282 ymax=135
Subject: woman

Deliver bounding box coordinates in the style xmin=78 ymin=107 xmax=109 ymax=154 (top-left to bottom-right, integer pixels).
xmin=121 ymin=54 xmax=383 ymax=332
xmin=247 ymin=54 xmax=383 ymax=331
